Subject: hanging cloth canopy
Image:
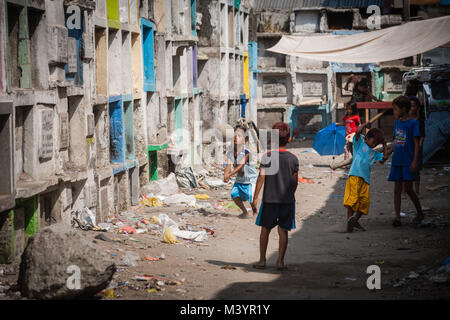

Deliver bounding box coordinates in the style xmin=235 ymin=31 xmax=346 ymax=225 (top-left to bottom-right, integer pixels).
xmin=267 ymin=15 xmax=450 ymax=63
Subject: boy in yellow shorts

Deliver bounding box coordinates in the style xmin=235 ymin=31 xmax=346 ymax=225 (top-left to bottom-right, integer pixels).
xmin=344 ymin=122 xmax=388 ymax=232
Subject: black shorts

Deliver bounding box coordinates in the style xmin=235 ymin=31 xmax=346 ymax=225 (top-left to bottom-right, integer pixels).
xmin=255 ymin=202 xmax=296 ymax=231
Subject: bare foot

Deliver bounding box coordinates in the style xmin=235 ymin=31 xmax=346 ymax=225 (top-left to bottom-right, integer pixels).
xmin=238 ymin=213 xmax=251 ymax=219
xmin=252 ymin=260 xmax=266 ymax=269
xmin=276 ymin=262 xmax=287 ymax=270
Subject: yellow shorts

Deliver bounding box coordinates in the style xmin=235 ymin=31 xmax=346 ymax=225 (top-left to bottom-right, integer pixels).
xmin=343 ymin=176 xmax=370 ymax=215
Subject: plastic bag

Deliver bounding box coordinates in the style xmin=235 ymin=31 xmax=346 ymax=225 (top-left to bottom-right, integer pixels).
xmin=121 ymin=251 xmax=140 ymax=267
xmin=141 ymin=173 xmax=179 ymax=197
xmin=175 ymin=167 xmax=198 ymax=189
xmin=158 ymin=214 xmax=207 ymax=243
xmin=140 ymin=196 xmax=164 ymax=207
xmin=163 ymin=226 xmax=179 ymax=244
xmin=163 ymin=193 xmax=197 ymax=207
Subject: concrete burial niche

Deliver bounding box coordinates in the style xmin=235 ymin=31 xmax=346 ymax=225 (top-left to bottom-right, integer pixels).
xmin=131 ymin=33 xmax=142 ymax=94
xmin=68 ymin=96 xmax=87 ymax=169
xmin=121 ymin=30 xmax=132 ymax=94
xmin=7 ymin=2 xmax=31 ymax=89
xmin=0 ymin=99 xmax=15 ymax=212
xmin=93 ymin=104 xmax=110 ymax=168
xmin=28 ymin=6 xmax=47 ymax=90
xmin=140 ymin=18 xmax=155 ymax=92
xmin=109 ymin=96 xmax=125 ymax=163
xmin=123 ymin=98 xmax=135 ymax=161
xmin=108 ymin=28 xmax=122 ymax=96
xmin=95 ymin=27 xmax=108 ymax=96
xmin=64 ymin=4 xmax=83 ymax=85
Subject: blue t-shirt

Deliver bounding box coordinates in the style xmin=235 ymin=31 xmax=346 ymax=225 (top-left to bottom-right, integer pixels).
xmin=348 ymin=135 xmax=384 ymax=185
xmin=392 ymin=119 xmax=420 ymax=166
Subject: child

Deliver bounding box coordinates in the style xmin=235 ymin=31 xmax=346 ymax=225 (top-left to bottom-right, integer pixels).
xmin=344 ymin=122 xmax=387 ymax=232
xmin=386 ymin=96 xmax=424 ymax=227
xmin=336 ymin=101 xmax=361 ymax=160
xmin=409 ymin=96 xmax=425 ymax=196
xmin=224 ymin=124 xmax=259 ymax=219
xmin=251 ymin=123 xmax=299 ymax=270
xmin=344 ymin=75 xmax=381 ymax=103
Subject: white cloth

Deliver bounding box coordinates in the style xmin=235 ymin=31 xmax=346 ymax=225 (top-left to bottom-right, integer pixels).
xmin=267 ymin=16 xmax=450 ymax=63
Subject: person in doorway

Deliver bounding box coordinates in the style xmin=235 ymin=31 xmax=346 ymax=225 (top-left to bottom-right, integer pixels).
xmin=344 ymin=74 xmax=381 ymax=103
xmin=251 ymin=123 xmax=299 ymax=270
xmin=224 ymin=124 xmax=259 ymax=219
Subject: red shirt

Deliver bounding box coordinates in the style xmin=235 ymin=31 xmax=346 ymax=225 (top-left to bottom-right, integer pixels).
xmin=342 ymin=114 xmax=360 ymax=137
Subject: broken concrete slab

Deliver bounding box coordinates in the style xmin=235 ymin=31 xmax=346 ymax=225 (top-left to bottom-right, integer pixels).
xmin=18 ymin=223 xmax=116 ymax=299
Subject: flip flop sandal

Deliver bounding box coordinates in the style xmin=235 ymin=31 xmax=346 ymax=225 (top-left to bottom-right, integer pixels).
xmin=347 ymin=216 xmax=357 ymax=233
xmin=276 ymin=265 xmax=288 ymax=271
xmin=252 ymin=264 xmax=266 ymax=269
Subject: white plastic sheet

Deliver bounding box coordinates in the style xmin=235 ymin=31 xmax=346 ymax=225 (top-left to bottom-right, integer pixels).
xmin=268 ymin=16 xmax=450 ymax=63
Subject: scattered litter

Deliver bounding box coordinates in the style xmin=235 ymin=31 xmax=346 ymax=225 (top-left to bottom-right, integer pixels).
xmin=71 ymin=208 xmax=99 ymax=231
xmin=393 ymin=279 xmax=406 ymax=288
xmin=141 ymin=173 xmax=179 ymax=196
xmin=105 ymin=289 xmax=115 ymax=298
xmin=428 ymin=275 xmax=448 ymax=283
xmin=159 ymin=214 xmax=207 ymax=242
xmin=344 ymin=277 xmax=356 ymax=281
xmin=159 ymin=253 xmax=166 ymax=260
xmin=195 ymin=193 xmax=211 ymax=200
xmin=94 ymin=233 xmax=113 ymax=242
xmin=144 ymin=257 xmax=160 ymax=261
xmin=147 ymin=289 xmax=158 ymax=293
xmin=176 ymin=288 xmax=187 ymax=293
xmin=205 ymin=178 xmax=225 ymax=188
xmin=135 ymin=228 xmax=147 ymax=234
xmin=425 ymin=185 xmax=448 ymax=191
xmin=175 ymin=167 xmax=198 ymax=189
xmin=140 ymin=196 xmax=164 ymax=207
xmin=221 ymin=265 xmax=236 ymax=270
xmin=400 ymin=212 xmax=407 ymax=217
xmin=298 ymin=177 xmax=314 ymax=184
xmin=120 ymin=226 xmax=137 ymax=234
xmin=202 ymin=227 xmax=215 ymax=236
xmin=163 ymin=226 xmax=179 ymax=244
xmin=408 ymin=272 xmax=420 ymax=279
xmin=98 ymin=222 xmax=113 ymax=231
xmin=162 ymin=193 xmax=197 ymax=207
xmin=121 ymin=251 xmax=140 ymax=267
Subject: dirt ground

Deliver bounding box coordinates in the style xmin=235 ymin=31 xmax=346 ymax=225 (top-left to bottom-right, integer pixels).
xmin=1 ymin=139 xmax=449 ymax=300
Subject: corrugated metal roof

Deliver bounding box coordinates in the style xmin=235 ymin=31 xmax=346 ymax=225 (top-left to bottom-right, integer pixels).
xmin=253 ymin=0 xmax=384 ymax=9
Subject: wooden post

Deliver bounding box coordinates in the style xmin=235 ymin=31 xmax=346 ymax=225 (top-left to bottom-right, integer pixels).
xmin=403 ymin=0 xmax=410 ymax=22
xmin=365 ymin=108 xmax=369 ymax=134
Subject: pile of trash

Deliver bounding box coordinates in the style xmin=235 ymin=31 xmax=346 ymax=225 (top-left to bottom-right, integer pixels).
xmin=72 ymin=208 xmax=210 ymax=245
xmin=392 ymin=257 xmax=450 ymax=288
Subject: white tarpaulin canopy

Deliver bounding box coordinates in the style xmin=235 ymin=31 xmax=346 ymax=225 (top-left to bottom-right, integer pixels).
xmin=267 ymin=15 xmax=450 ymax=63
